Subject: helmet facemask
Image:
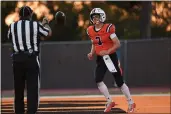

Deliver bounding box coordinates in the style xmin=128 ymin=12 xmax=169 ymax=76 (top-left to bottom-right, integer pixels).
xmin=91 ymin=14 xmax=101 ymax=25
xmin=90 ymin=8 xmax=106 ymax=24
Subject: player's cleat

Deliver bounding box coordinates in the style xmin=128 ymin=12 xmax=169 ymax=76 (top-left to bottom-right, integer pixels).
xmin=127 ymin=103 xmax=136 ymax=113
xmin=104 ymin=101 xmax=115 ymax=112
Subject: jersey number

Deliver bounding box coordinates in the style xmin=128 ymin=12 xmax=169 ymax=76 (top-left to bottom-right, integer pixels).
xmin=96 ymin=36 xmax=102 ymax=45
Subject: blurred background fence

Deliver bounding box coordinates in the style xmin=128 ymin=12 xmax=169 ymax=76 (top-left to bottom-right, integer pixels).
xmin=2 ymin=38 xmax=171 ymax=90
xmin=1 ymin=1 xmax=171 ymax=90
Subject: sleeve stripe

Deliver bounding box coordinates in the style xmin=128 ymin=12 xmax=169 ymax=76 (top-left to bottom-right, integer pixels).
xmin=39 ymin=27 xmax=48 ymax=36
xmin=39 ymin=24 xmax=49 ymax=32
xmin=8 ymin=24 xmax=13 ymax=39
xmin=37 ymin=22 xmax=49 ymax=37
xmin=106 ymin=24 xmax=113 ymax=33
xmin=7 ymin=27 xmax=11 ymax=39
xmin=86 ymin=29 xmax=89 ymax=36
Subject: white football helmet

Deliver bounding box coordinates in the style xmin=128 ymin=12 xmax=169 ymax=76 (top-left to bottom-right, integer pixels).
xmin=90 ymin=8 xmax=106 ymax=23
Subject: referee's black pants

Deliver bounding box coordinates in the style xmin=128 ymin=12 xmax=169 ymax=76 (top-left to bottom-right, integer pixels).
xmin=12 ymin=52 xmax=40 ymax=114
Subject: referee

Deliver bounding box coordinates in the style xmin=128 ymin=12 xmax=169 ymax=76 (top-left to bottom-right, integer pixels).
xmin=7 ymin=6 xmax=52 ymax=114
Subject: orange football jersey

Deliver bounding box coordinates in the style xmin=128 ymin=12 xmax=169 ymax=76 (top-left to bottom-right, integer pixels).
xmin=87 ymin=23 xmax=115 ymax=55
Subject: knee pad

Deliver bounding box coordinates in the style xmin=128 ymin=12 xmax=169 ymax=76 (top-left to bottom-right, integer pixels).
xmin=114 ymin=75 xmax=124 ymax=87
xmin=96 ymin=81 xmax=104 ymax=86
xmin=95 ymin=78 xmax=103 ymax=83
xmin=116 ymin=81 xmax=124 ymax=88
xmin=94 ymin=74 xmax=104 ymax=83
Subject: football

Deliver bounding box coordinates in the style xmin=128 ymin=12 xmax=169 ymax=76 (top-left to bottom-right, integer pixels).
xmin=55 ymin=11 xmax=66 ymax=25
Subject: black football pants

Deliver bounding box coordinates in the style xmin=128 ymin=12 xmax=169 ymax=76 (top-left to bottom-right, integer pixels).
xmin=12 ymin=53 xmax=40 ymax=114
xmin=95 ymin=52 xmax=124 ymax=87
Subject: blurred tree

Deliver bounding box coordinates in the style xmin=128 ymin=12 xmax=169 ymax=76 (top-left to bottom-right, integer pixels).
xmin=140 ymin=1 xmax=152 ymax=39
xmin=1 ymin=2 xmax=17 ymax=43
xmin=151 ymin=1 xmax=171 ymax=38
xmin=1 ymin=1 xmax=171 ymax=43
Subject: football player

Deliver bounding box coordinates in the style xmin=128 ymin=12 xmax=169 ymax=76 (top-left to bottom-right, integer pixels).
xmin=87 ymin=8 xmax=136 ymax=113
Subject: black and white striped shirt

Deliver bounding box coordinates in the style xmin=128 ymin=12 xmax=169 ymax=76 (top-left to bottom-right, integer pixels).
xmin=7 ymin=20 xmax=49 ymax=53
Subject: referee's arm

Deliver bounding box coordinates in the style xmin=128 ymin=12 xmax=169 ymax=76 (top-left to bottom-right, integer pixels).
xmin=38 ymin=22 xmax=52 ymax=40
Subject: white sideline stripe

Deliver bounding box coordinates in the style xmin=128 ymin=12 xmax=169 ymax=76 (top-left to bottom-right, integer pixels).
xmin=2 ymin=93 xmax=170 ymax=99
xmin=41 ymin=94 xmax=170 ymax=98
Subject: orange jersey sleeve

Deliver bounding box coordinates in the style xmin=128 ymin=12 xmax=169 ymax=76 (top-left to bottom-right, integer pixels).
xmin=108 ymin=24 xmax=115 ymax=34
